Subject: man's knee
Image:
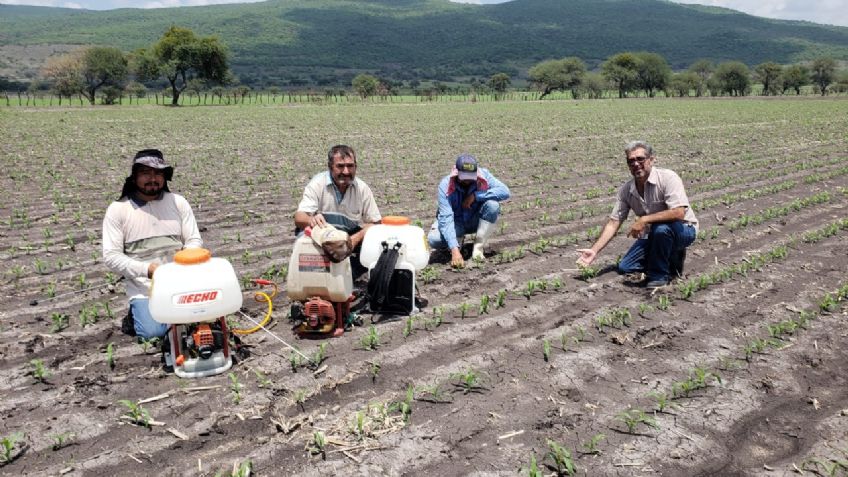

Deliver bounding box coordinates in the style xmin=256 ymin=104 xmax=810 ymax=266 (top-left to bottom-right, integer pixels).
xmin=427 ymin=228 xmax=447 ymax=250
xmin=130 ymin=299 xmax=168 ymax=339
xmin=651 ymin=223 xmax=673 ymax=237
xmin=479 ymin=200 xmax=501 ymax=222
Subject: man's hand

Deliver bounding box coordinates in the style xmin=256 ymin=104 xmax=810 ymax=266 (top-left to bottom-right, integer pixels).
xmin=450 ymin=248 xmax=465 ymax=268
xmin=576 ymin=249 xmax=596 ymax=267
xmin=147 ymin=262 xmax=159 ymax=279
xmin=309 ymin=213 xmax=327 ymax=228
xmin=627 ymin=217 xmax=648 ymax=238
xmin=462 ymin=193 xmax=475 ymax=209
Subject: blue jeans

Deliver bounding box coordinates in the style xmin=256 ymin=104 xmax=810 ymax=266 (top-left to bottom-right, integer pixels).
xmin=130 ymin=298 xmax=169 ymax=340
xmin=428 ymin=200 xmax=501 ymax=249
xmin=618 ymin=221 xmax=696 ymax=282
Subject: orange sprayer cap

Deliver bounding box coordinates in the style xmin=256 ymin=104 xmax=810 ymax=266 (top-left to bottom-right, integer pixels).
xmin=174 ymin=248 xmax=212 ymax=265
xmin=382 ymin=216 xmax=411 ymax=226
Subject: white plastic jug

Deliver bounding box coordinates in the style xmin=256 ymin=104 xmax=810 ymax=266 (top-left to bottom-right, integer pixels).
xmin=287 ymin=235 xmax=353 ymax=302
xmin=360 ymin=216 xmax=429 ymax=271
xmin=149 ymin=248 xmax=243 ymax=324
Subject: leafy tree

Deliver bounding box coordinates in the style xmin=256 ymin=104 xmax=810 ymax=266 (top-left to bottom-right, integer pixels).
xmin=753 ymin=62 xmax=783 ymax=96
xmin=42 ymin=51 xmax=84 ymax=98
xmin=352 ymin=73 xmax=379 ymax=98
xmin=834 ymin=70 xmax=848 ymax=93
xmin=602 ymin=52 xmax=639 ymax=98
xmin=669 ymin=71 xmax=699 ymax=97
xmin=810 ymin=57 xmax=837 ymax=95
xmin=42 ymin=47 xmax=127 ymax=104
xmin=80 ymin=47 xmax=128 ymax=105
xmin=713 ymin=61 xmax=750 ymax=96
xmin=781 ymin=64 xmax=809 ymax=95
xmin=527 ymin=58 xmax=585 ymax=99
xmin=489 ymin=72 xmax=511 ymax=93
xmin=134 ymin=26 xmax=229 ymax=106
xmin=687 ymin=59 xmax=714 ymax=97
xmin=633 ymin=52 xmax=671 ymax=97
xmin=580 ymin=72 xmax=609 ymax=99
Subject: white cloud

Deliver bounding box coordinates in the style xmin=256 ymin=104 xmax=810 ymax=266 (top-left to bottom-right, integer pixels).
xmin=672 ymin=0 xmax=848 ymax=27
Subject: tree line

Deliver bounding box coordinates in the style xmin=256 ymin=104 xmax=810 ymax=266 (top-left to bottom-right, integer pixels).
xmin=523 ymin=53 xmax=845 ymax=99
xmin=8 ymin=24 xmax=848 ymax=105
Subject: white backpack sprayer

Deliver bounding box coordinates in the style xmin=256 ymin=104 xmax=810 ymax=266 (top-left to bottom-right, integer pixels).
xmin=287 ymin=223 xmax=356 ymax=338
xmin=360 ymin=216 xmax=429 ymax=315
xmin=149 ymin=248 xmax=279 ymax=378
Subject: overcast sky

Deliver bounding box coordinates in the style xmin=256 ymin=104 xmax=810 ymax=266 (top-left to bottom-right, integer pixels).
xmin=2 ymin=0 xmax=847 ymax=28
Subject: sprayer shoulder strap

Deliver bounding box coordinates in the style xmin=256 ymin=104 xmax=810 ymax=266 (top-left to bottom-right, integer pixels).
xmin=367 ymin=242 xmax=401 ymax=310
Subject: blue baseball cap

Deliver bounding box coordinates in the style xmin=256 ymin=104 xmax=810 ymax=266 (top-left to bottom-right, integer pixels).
xmin=455 ymin=154 xmax=478 ymax=181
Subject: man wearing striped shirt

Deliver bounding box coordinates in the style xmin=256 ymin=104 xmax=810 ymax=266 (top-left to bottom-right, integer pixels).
xmin=102 ymin=149 xmax=203 ymax=339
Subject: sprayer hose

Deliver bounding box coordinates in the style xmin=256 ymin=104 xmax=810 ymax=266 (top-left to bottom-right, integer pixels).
xmin=231 ymin=281 xmax=277 ymax=335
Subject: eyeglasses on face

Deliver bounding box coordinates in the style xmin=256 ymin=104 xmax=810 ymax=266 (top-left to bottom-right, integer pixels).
xmin=626 ymin=156 xmax=650 ymax=165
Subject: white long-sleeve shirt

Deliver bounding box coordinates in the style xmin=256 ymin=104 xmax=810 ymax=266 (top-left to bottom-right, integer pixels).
xmin=102 ymin=192 xmax=202 ymax=299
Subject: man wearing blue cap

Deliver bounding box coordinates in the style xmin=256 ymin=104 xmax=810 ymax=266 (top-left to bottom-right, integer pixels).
xmin=428 ymin=154 xmax=510 ymax=267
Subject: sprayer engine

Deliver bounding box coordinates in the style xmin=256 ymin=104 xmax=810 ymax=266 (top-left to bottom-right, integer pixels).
xmin=291 ymin=297 xmax=348 ymax=337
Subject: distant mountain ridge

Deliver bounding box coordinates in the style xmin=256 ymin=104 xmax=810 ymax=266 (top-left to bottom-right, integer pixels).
xmin=1 ymin=0 xmax=847 ymax=87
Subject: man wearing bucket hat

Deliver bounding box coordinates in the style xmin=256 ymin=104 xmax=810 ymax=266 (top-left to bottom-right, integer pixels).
xmin=102 ymin=149 xmax=203 ymax=339
xmin=428 ymin=154 xmax=510 ymax=268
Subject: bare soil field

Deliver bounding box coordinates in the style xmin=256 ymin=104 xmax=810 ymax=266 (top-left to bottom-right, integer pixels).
xmin=1 ymin=97 xmax=847 ymax=476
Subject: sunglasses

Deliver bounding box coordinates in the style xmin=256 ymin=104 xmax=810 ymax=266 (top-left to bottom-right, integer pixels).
xmin=626 ymin=156 xmax=650 ymax=165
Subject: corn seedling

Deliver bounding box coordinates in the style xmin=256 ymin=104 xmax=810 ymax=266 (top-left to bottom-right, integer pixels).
xmin=819 ymin=293 xmax=838 ymax=313
xmin=419 ymin=266 xmax=440 ymax=284
xmin=542 ymin=339 xmax=551 ymax=362
xmin=229 ymin=372 xmax=243 ymax=404
xmin=293 ymin=389 xmax=308 ymax=410
xmin=450 ymin=368 xmax=486 ymax=394
xmin=351 ymin=410 xmax=367 ymax=440
xmin=395 ymin=313 xmax=416 ymax=337
xmin=360 ymin=325 xmax=381 ymax=350
xmin=495 ymin=289 xmax=507 ymax=308
xmin=118 ymin=400 xmax=151 ymax=428
xmin=458 ymin=302 xmax=471 ymax=319
xmin=521 ymin=454 xmax=543 ymax=477
xmin=427 ymin=306 xmax=444 ymax=329
xmin=414 ymin=382 xmax=451 ymax=403
xmin=308 ymin=431 xmax=327 ymax=458
xmin=45 ymin=281 xmax=57 ymax=298
xmin=656 ymin=295 xmax=672 ymax=311
xmin=577 ymin=264 xmax=599 ymax=281
xmin=254 ymin=369 xmax=272 ymax=388
xmin=616 ymin=408 xmax=658 ymax=434
xmin=581 ymin=433 xmax=605 ymax=455
xmin=33 ymin=258 xmax=47 ymax=275
xmin=398 ymin=384 xmax=414 ymax=422
xmin=289 ymin=348 xmax=303 ymax=372
xmin=545 ymin=439 xmax=577 ymax=476
xmin=50 ymin=312 xmax=69 ymax=332
xmin=560 ymin=332 xmax=577 ymax=352
xmin=50 ymin=432 xmax=74 ymax=451
xmin=370 ymin=362 xmax=381 ymax=382
xmin=479 ymin=294 xmax=490 ymax=315
xmin=1 ymin=432 xmax=24 ymax=463
xmin=77 ymin=272 xmax=86 ymax=289
xmin=30 ymin=359 xmax=49 ymax=383
xmin=522 ymin=280 xmax=537 ymax=299
xmin=105 ymin=342 xmax=115 ymax=370
xmin=139 ymin=337 xmax=160 ymax=354
xmin=649 ymin=391 xmax=679 ymax=413
xmin=231 ymin=460 xmax=252 ymax=477
xmin=312 ymin=343 xmax=328 ymax=364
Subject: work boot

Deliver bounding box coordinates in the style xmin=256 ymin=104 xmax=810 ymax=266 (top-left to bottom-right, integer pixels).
xmin=121 ymin=310 xmax=137 ymax=337
xmin=472 ymin=219 xmax=495 ymax=261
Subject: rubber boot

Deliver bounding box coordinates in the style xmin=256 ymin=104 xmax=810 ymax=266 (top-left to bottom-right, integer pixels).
xmin=472 ymin=219 xmax=495 ymax=261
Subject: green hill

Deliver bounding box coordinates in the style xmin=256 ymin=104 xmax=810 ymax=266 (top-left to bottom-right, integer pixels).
xmin=1 ymin=0 xmax=847 ymax=87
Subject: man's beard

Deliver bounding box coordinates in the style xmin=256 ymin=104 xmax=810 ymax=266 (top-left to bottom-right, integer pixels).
xmin=139 ymin=183 xmax=163 ymax=196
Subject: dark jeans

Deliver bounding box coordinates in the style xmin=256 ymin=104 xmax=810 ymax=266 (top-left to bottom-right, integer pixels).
xmin=618 ymin=221 xmax=696 ymax=282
